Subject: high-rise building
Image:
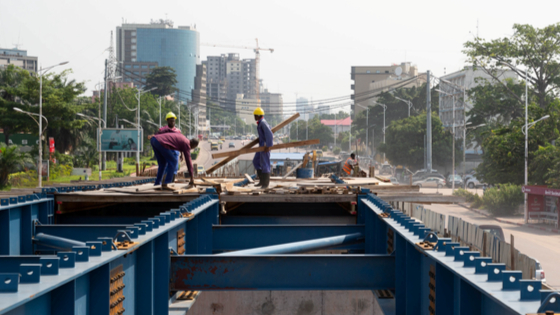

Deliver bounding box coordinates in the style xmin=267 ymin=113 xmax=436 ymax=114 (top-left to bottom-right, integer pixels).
xmin=351 ymin=62 xmax=422 ymax=116
xmin=191 ymin=64 xmax=207 ymax=134
xmin=296 ymin=97 xmax=308 ymax=119
xmin=116 ymin=19 xmax=199 ymax=100
xmin=0 ymin=48 xmax=38 ymax=73
xmin=203 ymin=53 xmax=259 ymax=108
xmin=260 ymin=89 xmax=283 ymax=118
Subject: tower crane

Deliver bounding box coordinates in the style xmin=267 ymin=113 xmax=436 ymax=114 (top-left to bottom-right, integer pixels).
xmin=202 ymin=39 xmax=274 ymax=105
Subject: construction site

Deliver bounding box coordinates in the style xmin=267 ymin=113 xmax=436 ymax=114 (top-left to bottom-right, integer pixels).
xmin=0 ymin=112 xmax=558 ymax=315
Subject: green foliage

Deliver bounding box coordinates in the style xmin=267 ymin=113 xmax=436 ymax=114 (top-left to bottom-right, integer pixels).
xmin=124 ymin=157 xmax=136 ymax=165
xmin=352 ymin=84 xmax=439 ymax=155
xmin=322 ymin=146 xmax=328 ymax=152
xmin=333 ymin=147 xmax=341 ymax=154
xmin=0 ymin=144 xmax=28 ymax=188
xmin=145 ymin=67 xmax=178 ymax=97
xmin=289 ymin=116 xmax=334 ymax=146
xmin=482 ymin=184 xmax=524 ymax=216
xmin=378 ymin=112 xmax=461 ymax=170
xmin=48 ymin=162 xmax=72 ymax=181
xmin=476 ymin=101 xmax=560 ymax=185
xmin=318 ymin=111 xmax=349 ymax=120
xmin=464 ymin=23 xmax=560 ymax=109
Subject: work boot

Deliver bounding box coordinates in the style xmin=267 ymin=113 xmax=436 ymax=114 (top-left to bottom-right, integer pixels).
xmin=254 ymin=170 xmax=263 ymax=186
xmin=260 ymin=172 xmax=270 ymax=189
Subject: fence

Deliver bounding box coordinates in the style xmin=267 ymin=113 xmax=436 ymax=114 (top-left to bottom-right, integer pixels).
xmin=394 ymin=202 xmax=537 ymax=280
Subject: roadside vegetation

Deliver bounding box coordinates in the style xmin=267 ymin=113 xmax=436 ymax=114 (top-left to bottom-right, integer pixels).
xmin=453 ymin=184 xmax=524 ymax=216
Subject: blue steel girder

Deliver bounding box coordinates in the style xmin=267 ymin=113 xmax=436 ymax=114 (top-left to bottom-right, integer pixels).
xmin=363 ymin=195 xmax=552 ymax=315
xmin=170 ymin=254 xmax=395 ymax=291
xmin=212 ymin=224 xmax=364 ymax=252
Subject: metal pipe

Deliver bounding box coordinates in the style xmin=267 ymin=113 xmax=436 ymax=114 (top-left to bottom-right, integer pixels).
xmin=33 ymin=233 xmax=86 ymax=251
xmin=217 ymin=233 xmax=364 ymax=255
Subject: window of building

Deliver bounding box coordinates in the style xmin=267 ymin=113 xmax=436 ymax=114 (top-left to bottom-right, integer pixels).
xmin=131 ymin=51 xmax=137 ymax=56
xmin=149 ymin=65 xmax=155 ymax=69
xmin=141 ymin=65 xmax=147 ymax=69
xmin=133 ymin=65 xmax=140 ymax=69
xmin=376 ymin=71 xmax=380 ymax=73
xmin=131 ymin=38 xmax=136 ymax=43
xmin=131 ymin=58 xmax=136 ymax=62
xmin=132 ymin=45 xmax=136 ymax=50
xmin=132 ymin=31 xmax=136 ymax=36
xmin=366 ymin=71 xmax=370 ymax=73
xmin=125 ymin=64 xmax=132 ymax=69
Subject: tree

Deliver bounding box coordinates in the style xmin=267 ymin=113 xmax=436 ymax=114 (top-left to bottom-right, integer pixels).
xmin=476 ymin=101 xmax=560 ymax=185
xmin=0 ymin=144 xmax=28 ymax=188
xmin=464 ymin=23 xmax=560 ymax=109
xmin=145 ymin=67 xmax=178 ymax=97
xmin=352 ymin=84 xmax=439 ymax=156
xmin=378 ymin=112 xmax=460 ymax=170
xmin=0 ymin=65 xmax=34 ymax=145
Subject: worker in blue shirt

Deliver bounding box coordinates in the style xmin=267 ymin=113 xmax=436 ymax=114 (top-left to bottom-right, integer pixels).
xmin=253 ymin=107 xmax=273 ymax=188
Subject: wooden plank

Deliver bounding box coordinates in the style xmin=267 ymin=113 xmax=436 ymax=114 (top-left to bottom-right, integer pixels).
xmin=211 ymin=139 xmax=320 ymax=159
xmin=244 ymin=174 xmax=254 ymax=183
xmin=219 ymin=194 xmax=357 ymax=203
xmin=55 ymin=193 xmax=200 ymax=203
xmin=206 ymin=113 xmax=300 ymax=174
xmin=282 ymin=161 xmax=304 ymax=179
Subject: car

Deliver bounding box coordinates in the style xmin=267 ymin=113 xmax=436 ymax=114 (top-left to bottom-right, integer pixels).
xmin=412 ymin=169 xmax=445 ymax=181
xmin=316 ymin=150 xmax=323 ymax=158
xmin=412 ymin=177 xmax=446 ymax=188
xmin=466 ymin=175 xmax=486 ymax=188
xmin=446 ymin=175 xmax=464 ymax=188
xmin=228 ymin=142 xmax=235 ymax=148
xmin=220 ymin=137 xmax=225 ymax=142
xmin=535 ymin=259 xmax=546 ymax=283
xmin=218 ymin=140 xmax=224 ymax=144
xmin=211 ymin=143 xmax=219 ymax=151
xmin=478 ymin=225 xmax=505 ymax=241
xmin=379 ymin=164 xmax=393 ymax=175
xmin=389 ymin=176 xmax=400 ymax=185
xmin=197 ymin=165 xmax=205 ymax=175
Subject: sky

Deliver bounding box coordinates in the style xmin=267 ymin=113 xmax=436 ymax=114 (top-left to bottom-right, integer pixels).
xmin=1 ymin=0 xmax=559 ymax=109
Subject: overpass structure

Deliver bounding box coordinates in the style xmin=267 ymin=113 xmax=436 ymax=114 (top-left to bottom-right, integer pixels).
xmin=0 ymin=177 xmax=558 ymax=315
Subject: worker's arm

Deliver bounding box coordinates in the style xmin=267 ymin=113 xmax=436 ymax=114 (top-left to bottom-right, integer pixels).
xmin=183 ymin=149 xmax=196 ymax=187
xmin=263 ymin=123 xmax=274 ymax=151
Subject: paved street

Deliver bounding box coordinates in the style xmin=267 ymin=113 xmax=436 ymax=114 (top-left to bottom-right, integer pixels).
xmin=424 ymin=203 xmax=560 ymax=289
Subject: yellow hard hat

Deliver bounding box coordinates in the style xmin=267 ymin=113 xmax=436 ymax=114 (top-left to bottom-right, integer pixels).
xmin=166 ymin=112 xmax=177 ymax=120
xmin=253 ymin=107 xmax=265 ymax=116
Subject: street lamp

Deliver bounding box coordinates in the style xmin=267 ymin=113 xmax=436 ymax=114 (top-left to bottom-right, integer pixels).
xmin=134 ymin=87 xmax=157 ymax=169
xmin=371 ymin=101 xmax=387 ymax=161
xmin=77 ymin=113 xmax=105 ymax=181
xmin=355 ymin=103 xmax=370 ymax=158
xmin=14 ymin=107 xmax=49 ymax=187
xmin=36 ymin=61 xmax=68 ymax=188
xmin=436 ymin=88 xmax=461 ymax=191
xmin=394 ymin=96 xmax=413 ymax=117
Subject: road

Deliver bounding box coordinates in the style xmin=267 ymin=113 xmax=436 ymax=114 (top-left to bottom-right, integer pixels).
xmin=424 ymin=203 xmax=560 ymax=288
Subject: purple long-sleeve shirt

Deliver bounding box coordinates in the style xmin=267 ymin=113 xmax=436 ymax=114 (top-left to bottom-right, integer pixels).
xmin=152 ymin=132 xmax=193 ymax=176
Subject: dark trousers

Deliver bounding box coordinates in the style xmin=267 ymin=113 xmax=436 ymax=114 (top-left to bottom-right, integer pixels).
xmin=151 ymin=137 xmax=178 ymax=185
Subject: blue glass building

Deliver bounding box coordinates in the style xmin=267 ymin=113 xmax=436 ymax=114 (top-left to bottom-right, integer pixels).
xmin=117 ymin=23 xmax=199 ymax=100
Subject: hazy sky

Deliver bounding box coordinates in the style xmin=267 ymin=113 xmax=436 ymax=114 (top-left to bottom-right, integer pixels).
xmin=1 ymin=0 xmax=558 ymax=108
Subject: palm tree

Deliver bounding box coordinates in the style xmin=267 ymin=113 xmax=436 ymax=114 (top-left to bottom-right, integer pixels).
xmin=0 ymin=145 xmax=28 ymax=188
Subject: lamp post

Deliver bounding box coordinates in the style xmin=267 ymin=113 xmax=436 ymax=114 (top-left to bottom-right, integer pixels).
xmin=436 ymin=88 xmax=459 ymax=191
xmin=135 ymin=87 xmax=156 ymax=170
xmin=463 ymin=123 xmax=486 ymax=183
xmin=77 ymin=113 xmax=105 ymax=181
xmin=394 ymin=96 xmax=413 ymax=117
xmin=14 ymin=107 xmax=48 ymax=186
xmin=35 ymin=61 xmax=68 ymax=187
xmin=355 ymin=104 xmax=370 ymax=157
xmin=372 ymin=101 xmax=387 ymax=161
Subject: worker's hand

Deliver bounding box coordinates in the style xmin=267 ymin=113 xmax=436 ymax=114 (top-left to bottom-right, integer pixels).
xmin=147 ymin=135 xmax=153 ymax=140
xmin=190 ymin=175 xmax=196 ymax=187
xmin=180 ymin=155 xmax=184 ymax=162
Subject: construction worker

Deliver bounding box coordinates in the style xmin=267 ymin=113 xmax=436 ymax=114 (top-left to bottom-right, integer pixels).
xmin=149 ymin=132 xmax=199 ymax=187
xmin=253 ymin=107 xmax=273 ymax=188
xmin=158 ymin=112 xmax=181 ymax=180
xmin=342 ymin=153 xmax=357 ymax=176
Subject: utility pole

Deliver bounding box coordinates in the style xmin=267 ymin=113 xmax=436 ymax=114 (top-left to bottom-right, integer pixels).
xmin=452 ymin=95 xmax=455 ymax=191
xmin=158 ymin=96 xmax=163 ymax=128
xmin=102 ymin=59 xmax=108 ymax=170
xmin=426 ymin=70 xmax=432 ymax=171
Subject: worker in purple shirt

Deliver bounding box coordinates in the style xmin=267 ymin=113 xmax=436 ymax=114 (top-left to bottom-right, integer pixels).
xmin=149 ymin=132 xmax=199 ymax=187
xmin=252 ymin=107 xmax=273 ymax=188
xmin=158 ymin=112 xmax=181 ymax=180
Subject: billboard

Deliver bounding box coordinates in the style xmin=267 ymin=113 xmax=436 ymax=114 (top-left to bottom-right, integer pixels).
xmin=98 ymin=128 xmax=143 ymax=152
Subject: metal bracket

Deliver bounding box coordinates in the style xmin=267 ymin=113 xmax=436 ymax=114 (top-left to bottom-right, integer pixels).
xmin=113 ymin=231 xmax=136 ymax=250
xmin=537 ymin=292 xmax=560 ymax=313
xmin=169 ymin=248 xmax=178 ymax=256
xmin=416 ymin=232 xmax=439 ymax=250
